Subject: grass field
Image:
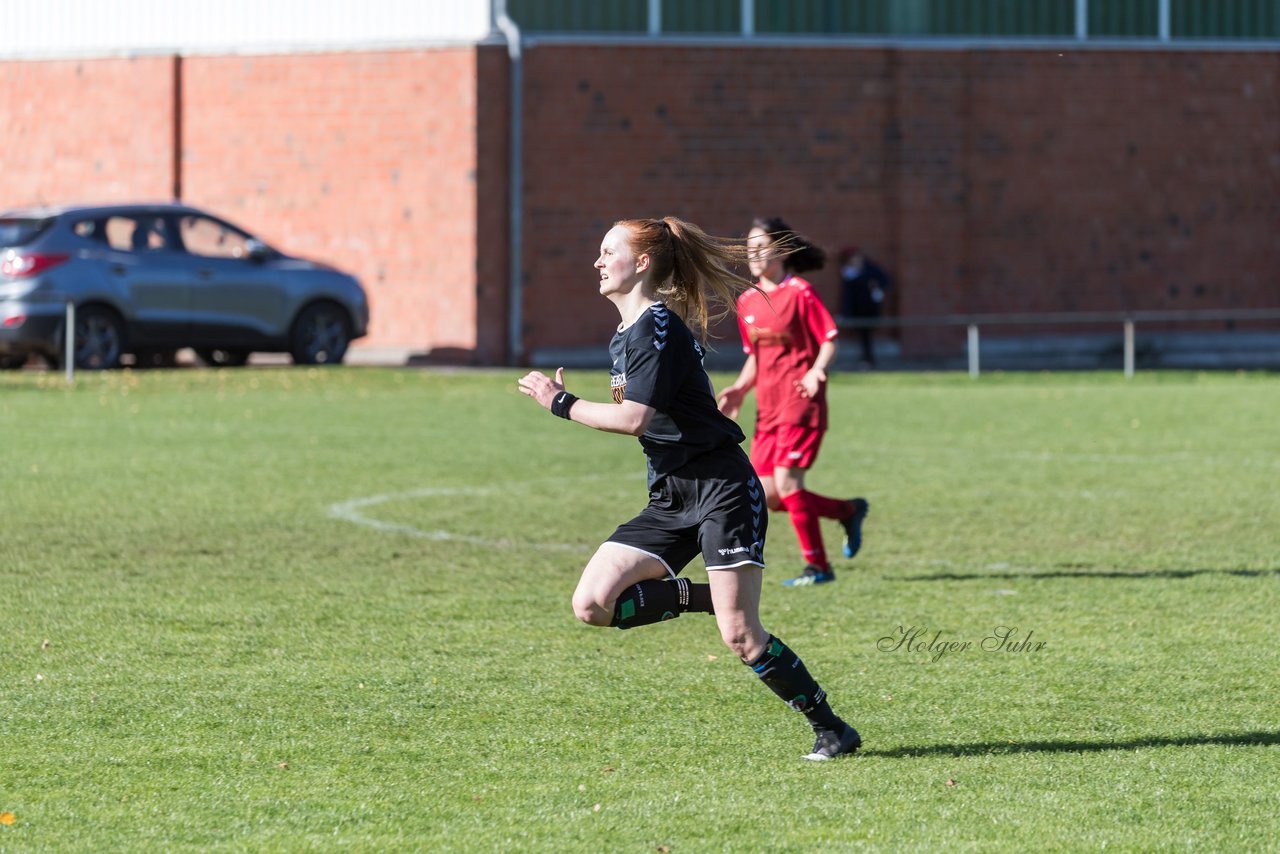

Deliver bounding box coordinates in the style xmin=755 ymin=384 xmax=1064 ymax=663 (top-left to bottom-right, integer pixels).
xmin=2 ymin=366 xmax=1277 ymax=852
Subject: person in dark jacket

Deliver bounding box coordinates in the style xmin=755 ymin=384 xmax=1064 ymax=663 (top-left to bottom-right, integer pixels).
xmin=838 ymin=246 xmax=892 ymax=368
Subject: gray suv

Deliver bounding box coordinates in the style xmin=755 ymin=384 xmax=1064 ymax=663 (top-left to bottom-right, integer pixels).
xmin=0 ymin=202 xmax=368 ymax=369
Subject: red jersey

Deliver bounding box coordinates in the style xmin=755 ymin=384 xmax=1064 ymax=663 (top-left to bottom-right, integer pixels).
xmin=735 ymin=275 xmax=838 ymax=431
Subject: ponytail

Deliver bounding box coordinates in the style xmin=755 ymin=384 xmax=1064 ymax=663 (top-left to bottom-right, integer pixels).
xmin=616 ymin=216 xmax=759 ymax=341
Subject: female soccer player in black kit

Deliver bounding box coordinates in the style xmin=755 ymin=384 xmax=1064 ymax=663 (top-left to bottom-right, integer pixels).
xmin=518 ymin=216 xmax=860 ymax=760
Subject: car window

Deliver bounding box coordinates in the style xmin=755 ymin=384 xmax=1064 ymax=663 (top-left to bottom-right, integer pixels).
xmin=178 ymin=215 xmax=253 ymax=259
xmin=132 ymin=216 xmax=171 ymax=252
xmin=72 ymin=219 xmax=111 ymax=244
xmin=88 ymin=216 xmax=145 ymax=252
xmin=90 ymin=216 xmax=172 ymax=253
xmin=0 ymin=217 xmax=53 ymax=247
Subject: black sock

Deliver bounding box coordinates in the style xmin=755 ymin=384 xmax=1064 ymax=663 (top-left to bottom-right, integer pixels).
xmin=675 ymin=577 xmax=715 ymax=614
xmin=610 ymin=579 xmax=714 ymax=629
xmin=745 ymin=635 xmax=843 ymax=731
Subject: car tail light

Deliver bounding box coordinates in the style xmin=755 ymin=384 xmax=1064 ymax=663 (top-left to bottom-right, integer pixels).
xmin=1 ymin=250 xmax=70 ymax=278
xmin=3 ymin=313 xmax=25 ymax=328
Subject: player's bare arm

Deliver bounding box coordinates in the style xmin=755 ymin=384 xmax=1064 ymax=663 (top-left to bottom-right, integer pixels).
xmin=519 ymin=367 xmax=656 ymax=436
xmin=796 ymin=340 xmax=837 ymax=399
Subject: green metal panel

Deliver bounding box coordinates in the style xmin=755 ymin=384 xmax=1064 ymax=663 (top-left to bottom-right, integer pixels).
xmin=756 ymin=0 xmax=894 ymax=34
xmin=1089 ymin=0 xmax=1157 ymax=36
xmin=506 ymin=0 xmax=646 ymax=32
xmin=757 ymin=0 xmax=1072 ymax=36
xmin=887 ymin=0 xmax=930 ymax=34
xmin=506 ymin=0 xmax=1280 ymax=39
xmin=662 ymin=0 xmax=741 ymax=33
xmin=925 ymin=0 xmax=1074 ymax=36
xmin=1173 ymin=0 xmax=1280 ymax=38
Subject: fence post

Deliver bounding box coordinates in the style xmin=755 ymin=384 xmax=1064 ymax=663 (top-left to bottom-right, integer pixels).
xmin=1123 ymin=319 xmax=1134 ymax=379
xmin=64 ymin=300 xmax=76 ymax=384
xmin=967 ymin=323 xmax=980 ymax=378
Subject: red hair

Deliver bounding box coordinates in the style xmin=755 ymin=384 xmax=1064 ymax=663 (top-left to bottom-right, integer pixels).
xmin=615 ymin=216 xmax=759 ymax=341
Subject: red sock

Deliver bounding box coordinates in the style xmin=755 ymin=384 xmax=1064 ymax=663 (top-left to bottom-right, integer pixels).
xmin=807 ymin=491 xmax=854 ymax=520
xmin=780 ymin=491 xmax=828 ymax=569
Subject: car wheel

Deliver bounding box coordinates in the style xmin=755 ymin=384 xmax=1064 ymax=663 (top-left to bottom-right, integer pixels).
xmin=289 ymin=303 xmax=351 ymax=365
xmin=0 ymin=354 xmax=27 ymax=370
xmin=73 ymin=306 xmax=126 ymax=370
xmin=195 ymin=348 xmax=251 ymax=368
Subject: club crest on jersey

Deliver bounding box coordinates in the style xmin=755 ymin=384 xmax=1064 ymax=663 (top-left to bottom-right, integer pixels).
xmin=747 ymin=326 xmax=792 ymax=347
xmin=610 ymin=372 xmax=626 ymax=404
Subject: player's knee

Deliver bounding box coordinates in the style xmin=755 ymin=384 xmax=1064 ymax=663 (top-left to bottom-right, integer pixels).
xmin=767 ymin=495 xmax=785 ymax=512
xmin=571 ymin=592 xmax=611 ymax=627
xmin=718 ymin=625 xmax=763 ymax=662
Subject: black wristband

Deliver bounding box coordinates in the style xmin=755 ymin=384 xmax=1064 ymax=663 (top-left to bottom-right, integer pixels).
xmin=550 ymin=391 xmax=579 ymax=419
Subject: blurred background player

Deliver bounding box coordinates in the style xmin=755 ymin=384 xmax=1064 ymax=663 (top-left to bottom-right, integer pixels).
xmin=717 ymin=217 xmax=869 ymax=587
xmin=838 ymin=246 xmax=893 ymax=369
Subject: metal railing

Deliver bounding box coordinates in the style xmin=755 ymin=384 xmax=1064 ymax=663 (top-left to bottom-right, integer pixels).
xmin=837 ymin=308 xmax=1280 ymax=377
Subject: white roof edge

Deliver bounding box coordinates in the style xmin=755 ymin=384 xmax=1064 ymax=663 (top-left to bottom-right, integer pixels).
xmin=0 ymin=36 xmax=504 ymax=62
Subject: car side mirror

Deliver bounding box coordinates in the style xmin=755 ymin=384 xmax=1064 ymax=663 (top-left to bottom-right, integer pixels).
xmin=245 ymin=239 xmax=272 ymax=262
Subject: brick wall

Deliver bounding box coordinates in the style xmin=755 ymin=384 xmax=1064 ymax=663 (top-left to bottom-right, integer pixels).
xmin=181 ymin=48 xmax=493 ymax=359
xmin=0 ymin=56 xmax=175 ymax=205
xmin=0 ymin=48 xmax=504 ymax=363
xmin=518 ymin=45 xmax=1280 ymax=358
xmin=474 ymin=47 xmax=511 ymax=364
xmin=3 ymin=45 xmax=1277 ymax=362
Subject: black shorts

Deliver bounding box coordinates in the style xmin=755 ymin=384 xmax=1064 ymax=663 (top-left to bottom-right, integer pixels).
xmin=607 ymin=447 xmax=768 ymax=575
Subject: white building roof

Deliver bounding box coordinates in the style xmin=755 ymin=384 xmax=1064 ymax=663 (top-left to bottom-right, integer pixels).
xmin=0 ymin=0 xmax=494 ymax=58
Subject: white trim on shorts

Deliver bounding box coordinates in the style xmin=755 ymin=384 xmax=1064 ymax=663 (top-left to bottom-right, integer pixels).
xmin=705 ymin=557 xmax=766 ymax=571
xmin=604 ymin=541 xmax=678 ymax=578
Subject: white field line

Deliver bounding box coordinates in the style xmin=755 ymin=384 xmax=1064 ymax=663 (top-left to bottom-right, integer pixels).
xmin=328 ymin=476 xmax=623 ymax=552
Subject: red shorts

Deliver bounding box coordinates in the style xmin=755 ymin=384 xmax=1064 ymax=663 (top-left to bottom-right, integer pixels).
xmin=750 ymin=424 xmax=825 ymax=475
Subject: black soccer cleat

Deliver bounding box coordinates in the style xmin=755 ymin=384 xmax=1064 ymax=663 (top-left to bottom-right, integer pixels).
xmin=841 ymin=498 xmax=870 ymax=559
xmin=804 ymin=725 xmax=862 ymax=761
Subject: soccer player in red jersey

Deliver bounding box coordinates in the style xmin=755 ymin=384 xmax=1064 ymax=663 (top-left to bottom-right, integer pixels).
xmin=717 ymin=217 xmax=869 ymax=587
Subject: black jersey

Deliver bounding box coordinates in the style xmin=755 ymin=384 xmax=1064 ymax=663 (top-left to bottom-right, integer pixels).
xmin=608 ymin=303 xmax=746 ymax=485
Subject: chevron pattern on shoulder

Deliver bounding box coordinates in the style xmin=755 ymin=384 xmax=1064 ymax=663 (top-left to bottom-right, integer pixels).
xmin=649 ymin=303 xmax=670 ymax=351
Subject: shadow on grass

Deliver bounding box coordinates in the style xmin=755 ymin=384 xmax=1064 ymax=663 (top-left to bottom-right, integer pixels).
xmin=896 ymin=567 xmax=1280 ymax=582
xmin=866 ymin=730 xmax=1280 ymax=759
